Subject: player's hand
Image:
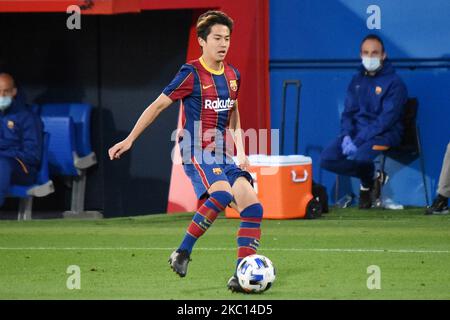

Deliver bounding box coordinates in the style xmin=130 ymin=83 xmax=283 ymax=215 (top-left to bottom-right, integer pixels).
xmin=108 ymin=138 xmax=133 ymax=160
xmin=237 ymin=155 xmax=250 ymax=171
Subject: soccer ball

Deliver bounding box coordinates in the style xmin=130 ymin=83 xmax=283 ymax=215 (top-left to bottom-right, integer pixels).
xmin=236 ymin=254 xmax=276 ymax=293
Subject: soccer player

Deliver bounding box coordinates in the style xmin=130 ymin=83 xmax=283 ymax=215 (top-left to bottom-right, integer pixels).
xmin=108 ymin=10 xmax=263 ymax=293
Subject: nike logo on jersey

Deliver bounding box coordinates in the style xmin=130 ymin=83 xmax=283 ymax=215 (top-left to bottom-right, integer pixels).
xmin=204 ymin=98 xmax=235 ymax=112
xmin=202 ymin=84 xmax=214 ymax=90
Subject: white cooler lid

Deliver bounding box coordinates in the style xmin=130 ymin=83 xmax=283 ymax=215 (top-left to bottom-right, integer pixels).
xmin=234 ymin=154 xmax=312 ymax=166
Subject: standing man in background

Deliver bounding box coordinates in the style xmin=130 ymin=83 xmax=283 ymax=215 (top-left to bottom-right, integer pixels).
xmin=425 ymin=142 xmax=450 ymax=215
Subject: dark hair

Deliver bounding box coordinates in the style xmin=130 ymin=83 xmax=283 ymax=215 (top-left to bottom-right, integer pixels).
xmin=360 ymin=34 xmax=385 ymax=53
xmin=196 ymin=10 xmax=234 ymax=41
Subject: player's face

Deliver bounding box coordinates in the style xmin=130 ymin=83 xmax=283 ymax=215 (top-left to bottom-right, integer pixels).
xmin=201 ymin=24 xmax=231 ymax=62
xmin=360 ymin=39 xmax=386 ymax=60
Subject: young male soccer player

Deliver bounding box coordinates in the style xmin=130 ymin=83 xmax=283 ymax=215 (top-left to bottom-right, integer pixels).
xmin=108 ymin=10 xmax=263 ymax=293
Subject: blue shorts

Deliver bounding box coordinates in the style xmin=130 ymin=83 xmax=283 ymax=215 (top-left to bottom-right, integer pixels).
xmin=182 ymin=151 xmax=253 ymax=199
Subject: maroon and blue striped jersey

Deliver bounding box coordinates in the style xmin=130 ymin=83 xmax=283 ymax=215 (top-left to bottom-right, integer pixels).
xmin=162 ymin=57 xmax=240 ymax=153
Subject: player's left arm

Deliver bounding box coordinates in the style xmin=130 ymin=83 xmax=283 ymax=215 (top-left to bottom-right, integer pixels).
xmin=229 ymin=100 xmax=250 ymax=170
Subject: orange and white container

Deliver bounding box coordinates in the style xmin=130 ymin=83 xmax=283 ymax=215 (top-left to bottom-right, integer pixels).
xmin=225 ymin=155 xmax=314 ymax=219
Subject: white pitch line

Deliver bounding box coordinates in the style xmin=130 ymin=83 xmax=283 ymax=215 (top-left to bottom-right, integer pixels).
xmin=0 ymin=247 xmax=449 ymax=254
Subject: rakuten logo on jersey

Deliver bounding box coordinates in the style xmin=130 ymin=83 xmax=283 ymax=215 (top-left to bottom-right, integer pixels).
xmin=204 ymin=98 xmax=235 ymax=112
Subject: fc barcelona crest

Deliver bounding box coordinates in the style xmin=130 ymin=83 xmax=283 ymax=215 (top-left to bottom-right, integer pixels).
xmin=375 ymin=86 xmax=382 ymax=95
xmin=229 ymin=80 xmax=237 ymax=92
xmin=213 ymin=167 xmax=223 ymax=175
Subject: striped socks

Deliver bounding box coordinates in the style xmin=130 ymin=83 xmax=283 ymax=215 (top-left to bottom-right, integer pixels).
xmin=178 ymin=191 xmax=233 ymax=254
xmin=236 ymin=203 xmax=263 ymax=269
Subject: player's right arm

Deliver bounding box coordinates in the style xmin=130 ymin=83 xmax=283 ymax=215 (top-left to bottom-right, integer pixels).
xmin=108 ymin=93 xmax=173 ymax=160
xmin=109 ymin=64 xmax=193 ymax=160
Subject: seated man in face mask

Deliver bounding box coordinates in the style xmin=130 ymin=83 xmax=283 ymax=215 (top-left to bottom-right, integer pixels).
xmin=0 ymin=72 xmax=43 ymax=208
xmin=320 ymin=34 xmax=408 ymax=209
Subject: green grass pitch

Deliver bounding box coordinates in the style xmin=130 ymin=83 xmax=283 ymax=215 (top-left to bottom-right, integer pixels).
xmin=0 ymin=208 xmax=449 ymax=300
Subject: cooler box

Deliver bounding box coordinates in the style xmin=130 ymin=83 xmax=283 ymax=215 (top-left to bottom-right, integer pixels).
xmin=225 ymin=155 xmax=315 ymax=219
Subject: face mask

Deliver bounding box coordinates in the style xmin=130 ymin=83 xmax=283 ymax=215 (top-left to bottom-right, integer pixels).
xmin=362 ymin=56 xmax=382 ymax=72
xmin=0 ymin=96 xmax=13 ymax=111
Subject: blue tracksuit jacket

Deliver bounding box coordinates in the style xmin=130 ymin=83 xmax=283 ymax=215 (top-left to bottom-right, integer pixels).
xmin=341 ymin=60 xmax=408 ymax=147
xmin=0 ymin=99 xmax=42 ymax=173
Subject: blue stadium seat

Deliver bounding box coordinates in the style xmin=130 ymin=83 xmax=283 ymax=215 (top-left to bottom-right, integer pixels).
xmin=41 ymin=116 xmax=78 ymax=176
xmin=7 ymin=132 xmax=55 ymax=220
xmin=39 ymin=104 xmax=100 ymax=218
xmin=40 ymin=103 xmax=96 ymax=159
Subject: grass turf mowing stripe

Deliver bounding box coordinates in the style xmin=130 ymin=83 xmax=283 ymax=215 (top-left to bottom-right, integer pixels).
xmin=0 ymin=247 xmax=449 ymax=254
